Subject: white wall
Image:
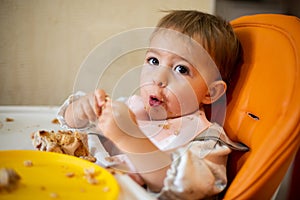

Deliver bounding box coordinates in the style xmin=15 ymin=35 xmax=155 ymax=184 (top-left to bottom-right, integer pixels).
xmin=0 ymin=0 xmax=215 ymax=105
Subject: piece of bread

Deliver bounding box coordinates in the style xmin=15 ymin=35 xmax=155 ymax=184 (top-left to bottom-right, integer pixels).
xmin=31 ymin=130 xmax=96 ymax=162
xmin=0 ymin=168 xmax=21 ymax=192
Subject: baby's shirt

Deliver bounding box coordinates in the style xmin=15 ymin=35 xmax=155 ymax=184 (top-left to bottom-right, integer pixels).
xmin=156 ymin=123 xmax=247 ymax=200
xmin=57 ymin=92 xmax=248 ymax=200
xmin=133 ymin=107 xmax=247 ymax=199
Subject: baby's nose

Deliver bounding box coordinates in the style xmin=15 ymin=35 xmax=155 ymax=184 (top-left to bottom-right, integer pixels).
xmin=153 ymin=66 xmax=169 ymax=87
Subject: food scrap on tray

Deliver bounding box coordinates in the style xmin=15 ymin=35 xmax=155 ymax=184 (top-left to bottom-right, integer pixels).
xmin=51 ymin=118 xmax=60 ymax=124
xmin=0 ymin=168 xmax=21 ymax=192
xmin=31 ymin=130 xmax=96 ymax=162
xmin=5 ymin=118 xmax=14 ymax=122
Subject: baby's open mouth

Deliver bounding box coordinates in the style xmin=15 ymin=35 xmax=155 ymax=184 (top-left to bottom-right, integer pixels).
xmin=149 ymin=95 xmax=163 ymax=107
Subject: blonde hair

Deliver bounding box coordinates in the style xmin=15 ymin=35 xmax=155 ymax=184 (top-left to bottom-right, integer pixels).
xmin=156 ymin=10 xmax=242 ymax=86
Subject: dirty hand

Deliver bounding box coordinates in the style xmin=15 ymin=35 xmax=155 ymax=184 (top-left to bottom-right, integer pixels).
xmin=65 ymin=89 xmax=107 ymax=128
xmin=97 ymin=100 xmax=145 ymax=142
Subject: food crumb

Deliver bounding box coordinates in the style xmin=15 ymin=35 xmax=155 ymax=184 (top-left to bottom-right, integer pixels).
xmin=84 ymin=168 xmax=95 ymax=177
xmin=5 ymin=118 xmax=14 ymax=122
xmin=80 ymin=155 xmax=97 ymax=163
xmin=23 ymin=160 xmax=33 ymax=167
xmin=65 ymin=172 xmax=75 ymax=178
xmin=158 ymin=123 xmax=170 ymax=129
xmin=106 ymin=167 xmax=125 ymax=175
xmin=50 ymin=192 xmax=59 ymax=198
xmin=174 ymin=130 xmax=179 ymax=136
xmin=51 ymin=118 xmax=60 ymax=124
xmin=83 ymin=168 xmax=99 ymax=185
xmin=102 ymin=186 xmax=110 ymax=192
xmin=0 ymin=168 xmax=21 ymax=192
xmin=86 ymin=176 xmax=99 ymax=185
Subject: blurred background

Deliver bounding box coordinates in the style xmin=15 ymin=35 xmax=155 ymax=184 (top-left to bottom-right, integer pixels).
xmin=0 ymin=0 xmax=299 ymax=106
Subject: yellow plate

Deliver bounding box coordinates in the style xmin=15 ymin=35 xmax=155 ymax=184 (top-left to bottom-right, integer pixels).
xmin=0 ymin=150 xmax=119 ymax=200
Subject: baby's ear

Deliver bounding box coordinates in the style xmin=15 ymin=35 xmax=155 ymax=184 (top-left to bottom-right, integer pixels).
xmin=202 ymin=80 xmax=227 ymax=104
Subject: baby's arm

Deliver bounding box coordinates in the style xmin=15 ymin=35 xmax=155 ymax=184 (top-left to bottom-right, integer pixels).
xmin=97 ymin=100 xmax=172 ymax=190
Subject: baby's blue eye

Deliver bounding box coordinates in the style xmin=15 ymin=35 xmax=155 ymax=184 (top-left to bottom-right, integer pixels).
xmin=174 ymin=65 xmax=189 ymax=75
xmin=147 ymin=57 xmax=159 ymax=66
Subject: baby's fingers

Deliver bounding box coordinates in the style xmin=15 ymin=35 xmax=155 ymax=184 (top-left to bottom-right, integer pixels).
xmin=80 ymin=98 xmax=98 ymax=122
xmin=94 ymin=89 xmax=110 ymax=117
xmin=94 ymin=89 xmax=107 ymax=107
xmin=94 ymin=95 xmax=102 ymax=117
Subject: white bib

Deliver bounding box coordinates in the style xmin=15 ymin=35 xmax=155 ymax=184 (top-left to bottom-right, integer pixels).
xmin=137 ymin=110 xmax=211 ymax=151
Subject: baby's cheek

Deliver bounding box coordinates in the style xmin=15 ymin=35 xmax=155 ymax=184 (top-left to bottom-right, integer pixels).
xmin=166 ymin=87 xmax=199 ymax=116
xmin=166 ymin=98 xmax=181 ymax=116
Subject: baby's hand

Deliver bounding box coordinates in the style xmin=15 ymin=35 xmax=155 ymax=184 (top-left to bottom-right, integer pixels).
xmin=98 ymin=100 xmax=142 ymax=142
xmin=65 ymin=89 xmax=107 ymax=128
xmin=94 ymin=89 xmax=109 ymax=117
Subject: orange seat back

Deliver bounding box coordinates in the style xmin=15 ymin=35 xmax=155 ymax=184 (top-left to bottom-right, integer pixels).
xmin=224 ymin=14 xmax=300 ymax=199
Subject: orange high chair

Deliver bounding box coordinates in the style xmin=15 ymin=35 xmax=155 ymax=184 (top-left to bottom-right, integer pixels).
xmin=222 ymin=14 xmax=300 ymax=199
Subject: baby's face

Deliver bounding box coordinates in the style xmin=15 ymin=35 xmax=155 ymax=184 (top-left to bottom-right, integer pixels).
xmin=140 ymin=29 xmax=217 ymax=120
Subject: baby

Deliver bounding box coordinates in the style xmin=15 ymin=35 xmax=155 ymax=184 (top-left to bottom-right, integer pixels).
xmin=58 ymin=10 xmax=248 ymax=199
